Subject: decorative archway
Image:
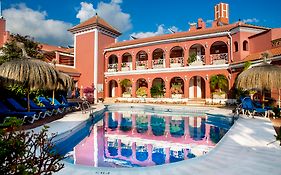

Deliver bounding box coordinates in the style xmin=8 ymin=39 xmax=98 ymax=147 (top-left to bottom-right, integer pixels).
xmin=136 ymin=78 xmax=148 ymax=97
xmin=120 ymin=78 xmax=132 ymax=97
xmin=210 ymin=41 xmax=228 ymax=64
xmin=189 ymin=76 xmax=205 ymax=99
xmin=170 ymin=46 xmax=184 ymax=67
xmin=151 ymin=78 xmax=165 ymax=98
xmin=108 ymin=54 xmax=118 ymax=72
xmin=170 ymin=77 xmax=184 ymax=98
xmin=152 ymin=48 xmax=165 ymax=68
xmin=189 ymin=44 xmax=205 ymax=65
xmin=136 ymin=50 xmax=148 ymax=70
xmin=108 ymin=80 xmax=118 ymax=97
xmin=122 ymin=53 xmax=132 ymax=71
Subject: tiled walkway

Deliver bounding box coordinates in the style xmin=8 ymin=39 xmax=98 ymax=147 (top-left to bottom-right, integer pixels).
xmin=41 ymin=105 xmax=281 ymax=175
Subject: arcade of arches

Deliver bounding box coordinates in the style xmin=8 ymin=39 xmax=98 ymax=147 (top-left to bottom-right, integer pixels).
xmin=106 ymin=74 xmax=229 ymax=99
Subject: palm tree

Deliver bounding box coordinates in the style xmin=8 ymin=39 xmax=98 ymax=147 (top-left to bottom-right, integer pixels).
xmin=210 ymin=74 xmax=228 ymax=92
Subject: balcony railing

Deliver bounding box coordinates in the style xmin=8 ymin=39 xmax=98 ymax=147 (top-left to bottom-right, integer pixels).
xmin=170 ymin=57 xmax=184 ymax=68
xmin=152 ymin=59 xmax=165 ymax=69
xmin=107 ymin=63 xmax=118 ymax=72
xmin=136 ymin=60 xmax=148 ymax=70
xmin=121 ymin=62 xmax=132 ymax=71
xmin=210 ymin=53 xmax=228 ymax=65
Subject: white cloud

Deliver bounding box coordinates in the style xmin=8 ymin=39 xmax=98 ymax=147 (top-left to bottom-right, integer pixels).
xmin=76 ymin=1 xmax=132 ymax=33
xmin=130 ymin=24 xmax=181 ymax=39
xmin=3 ymin=4 xmax=73 ymax=46
xmin=76 ymin=2 xmax=96 ymax=22
xmin=241 ymin=18 xmax=259 ymax=23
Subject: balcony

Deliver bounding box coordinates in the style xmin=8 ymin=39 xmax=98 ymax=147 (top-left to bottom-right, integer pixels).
xmin=210 ymin=53 xmax=228 ymax=65
xmin=136 ymin=60 xmax=148 ymax=70
xmin=153 ymin=59 xmax=165 ymax=69
xmin=108 ymin=63 xmax=118 ymax=72
xmin=121 ymin=62 xmax=132 ymax=71
xmin=170 ymin=57 xmax=184 ymax=68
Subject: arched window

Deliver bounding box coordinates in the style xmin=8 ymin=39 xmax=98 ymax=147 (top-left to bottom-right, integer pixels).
xmin=234 ymin=41 xmax=238 ymax=52
xmin=243 ymin=40 xmax=248 ymax=51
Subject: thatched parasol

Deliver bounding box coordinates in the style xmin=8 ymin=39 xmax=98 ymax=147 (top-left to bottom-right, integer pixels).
xmin=236 ymin=60 xmax=281 ymax=106
xmin=0 ymin=58 xmax=59 ymax=111
xmin=50 ymin=72 xmax=74 ymax=104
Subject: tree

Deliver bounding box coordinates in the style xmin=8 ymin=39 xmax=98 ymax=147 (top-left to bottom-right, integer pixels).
xmin=0 ymin=34 xmax=43 ymax=64
xmin=0 ymin=117 xmax=64 ymax=174
xmin=210 ymin=74 xmax=228 ymax=92
xmin=120 ymin=79 xmax=132 ymax=93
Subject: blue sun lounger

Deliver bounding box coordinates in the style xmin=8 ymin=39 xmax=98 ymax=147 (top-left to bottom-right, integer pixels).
xmin=241 ymin=97 xmax=268 ymax=117
xmin=0 ymin=101 xmax=37 ymax=123
xmin=6 ymin=98 xmax=47 ymax=119
xmin=38 ymin=97 xmax=64 ymax=114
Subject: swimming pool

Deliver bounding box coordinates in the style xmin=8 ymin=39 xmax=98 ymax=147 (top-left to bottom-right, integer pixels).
xmin=54 ymin=104 xmax=234 ymax=168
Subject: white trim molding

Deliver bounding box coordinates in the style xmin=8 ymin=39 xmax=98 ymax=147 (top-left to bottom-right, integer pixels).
xmin=105 ymin=64 xmax=229 ymax=77
xmin=94 ymin=29 xmax=99 ymax=102
xmin=104 ymin=32 xmax=230 ymax=52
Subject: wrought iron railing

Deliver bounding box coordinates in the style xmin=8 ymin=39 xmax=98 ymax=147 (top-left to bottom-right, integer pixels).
xmin=210 ymin=53 xmax=228 ymax=64
xmin=107 ymin=63 xmax=118 ymax=72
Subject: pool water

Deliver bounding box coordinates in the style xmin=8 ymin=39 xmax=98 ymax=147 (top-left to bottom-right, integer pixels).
xmin=55 ymin=106 xmax=233 ymax=168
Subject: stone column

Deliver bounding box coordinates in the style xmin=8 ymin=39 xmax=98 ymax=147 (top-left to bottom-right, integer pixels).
xmin=164 ymin=116 xmax=171 ymax=137
xmin=105 ymin=56 xmax=109 ymax=72
xmin=147 ymin=115 xmax=152 ymax=135
xmin=131 ymin=114 xmax=137 ymax=134
xmin=205 ymin=47 xmax=211 ymax=65
xmin=132 ymin=80 xmax=136 ymax=98
xmin=147 ymin=81 xmax=152 ymax=98
xmin=147 ymin=53 xmax=152 ymax=69
xmin=104 ymin=80 xmax=109 ymax=98
xmin=184 ymin=49 xmax=189 ymax=67
xmin=132 ymin=54 xmax=136 ymax=70
xmin=184 ymin=117 xmax=190 ymax=140
xmin=117 ymin=139 xmax=121 ymax=156
xmin=184 ymin=78 xmax=189 ymax=98
xmin=132 ymin=142 xmax=136 ymax=159
xmin=165 ymin=50 xmax=170 ymax=68
xmin=165 ymin=147 xmax=170 ymax=163
xmin=165 ymin=80 xmax=170 ymax=98
xmin=118 ymin=56 xmax=122 ymax=71
xmin=147 ymin=144 xmax=153 ymax=161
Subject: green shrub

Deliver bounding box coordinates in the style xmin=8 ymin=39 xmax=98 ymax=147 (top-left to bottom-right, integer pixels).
xmin=136 ymin=87 xmax=148 ymax=97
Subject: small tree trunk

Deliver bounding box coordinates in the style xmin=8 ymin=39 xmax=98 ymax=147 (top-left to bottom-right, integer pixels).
xmin=52 ymin=90 xmax=55 ymax=105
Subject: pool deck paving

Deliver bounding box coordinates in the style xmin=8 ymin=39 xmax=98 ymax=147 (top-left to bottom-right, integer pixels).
xmin=36 ymin=104 xmax=281 ymax=175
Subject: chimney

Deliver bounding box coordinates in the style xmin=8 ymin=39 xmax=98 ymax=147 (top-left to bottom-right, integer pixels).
xmin=189 ymin=22 xmax=197 ymax=31
xmin=197 ymin=18 xmax=206 ymax=29
xmin=214 ymin=2 xmax=229 ymax=25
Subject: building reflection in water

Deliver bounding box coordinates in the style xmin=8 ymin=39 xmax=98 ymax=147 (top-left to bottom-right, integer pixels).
xmin=71 ymin=111 xmax=229 ymax=168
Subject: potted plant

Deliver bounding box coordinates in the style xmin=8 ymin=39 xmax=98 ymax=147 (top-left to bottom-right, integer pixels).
xmin=136 ymin=87 xmax=148 ymax=97
xmin=150 ymin=83 xmax=164 ymax=98
xmin=120 ymin=79 xmax=132 ymax=97
xmin=171 ymin=83 xmax=183 ymax=98
xmin=210 ymin=74 xmax=228 ymax=99
xmin=83 ymin=86 xmax=94 ymax=103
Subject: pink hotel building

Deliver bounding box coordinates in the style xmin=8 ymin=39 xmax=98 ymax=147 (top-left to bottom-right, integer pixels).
xmin=1 ymin=3 xmax=281 ymax=103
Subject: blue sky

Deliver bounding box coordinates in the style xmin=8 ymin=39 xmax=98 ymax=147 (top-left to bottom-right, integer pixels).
xmin=2 ymin=0 xmax=281 ymax=46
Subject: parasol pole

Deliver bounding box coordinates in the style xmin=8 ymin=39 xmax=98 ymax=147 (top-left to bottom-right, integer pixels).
xmin=278 ymin=89 xmax=280 ymax=108
xmin=52 ymin=90 xmax=55 ymax=105
xmin=27 ymin=88 xmax=30 ymax=112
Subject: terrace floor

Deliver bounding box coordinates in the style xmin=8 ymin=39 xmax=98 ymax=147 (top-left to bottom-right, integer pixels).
xmin=35 ymin=104 xmax=281 ymax=175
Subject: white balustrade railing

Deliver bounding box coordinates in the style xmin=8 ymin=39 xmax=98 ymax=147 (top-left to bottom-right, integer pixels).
xmin=170 ymin=57 xmax=184 ymax=67
xmin=153 ymin=59 xmax=165 ymax=68
xmin=107 ymin=63 xmax=118 ymax=72
xmin=210 ymin=53 xmax=228 ymax=64
xmin=136 ymin=60 xmax=148 ymax=70
xmin=121 ymin=62 xmax=132 ymax=71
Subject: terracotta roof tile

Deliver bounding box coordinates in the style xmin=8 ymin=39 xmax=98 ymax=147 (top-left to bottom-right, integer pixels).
xmin=232 ymin=46 xmax=281 ymax=64
xmin=40 ymin=44 xmax=74 ymax=54
xmin=69 ymin=15 xmax=121 ymax=35
xmin=56 ymin=65 xmax=80 ymax=76
xmin=106 ymin=23 xmax=268 ymax=49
